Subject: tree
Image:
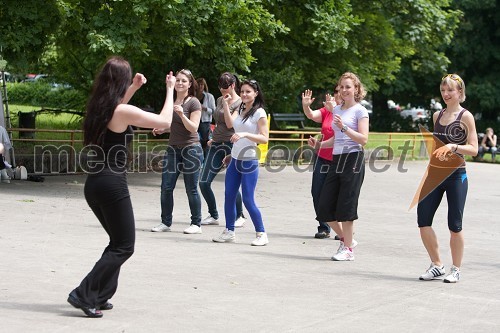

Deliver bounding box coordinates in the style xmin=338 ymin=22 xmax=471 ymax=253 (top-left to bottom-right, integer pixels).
xmin=49 ymin=0 xmax=285 ymax=109
xmin=250 ymin=0 xmax=460 ymax=125
xmin=0 ymin=0 xmax=61 ymax=73
xmin=446 ymin=0 xmax=500 ymax=122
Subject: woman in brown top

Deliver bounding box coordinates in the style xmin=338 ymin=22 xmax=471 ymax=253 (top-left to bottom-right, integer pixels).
xmin=151 ymin=69 xmax=205 ymax=235
xmin=199 ymin=72 xmax=246 ymax=227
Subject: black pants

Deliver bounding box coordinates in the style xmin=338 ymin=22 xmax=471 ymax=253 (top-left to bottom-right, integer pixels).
xmin=74 ymin=175 xmax=135 ymax=307
xmin=317 ymin=151 xmax=365 ymax=222
xmin=198 ymin=122 xmax=212 ymax=155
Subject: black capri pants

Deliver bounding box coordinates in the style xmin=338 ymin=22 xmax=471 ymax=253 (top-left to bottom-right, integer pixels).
xmin=417 ymin=167 xmax=468 ymax=233
xmin=317 ymin=151 xmax=365 ymax=222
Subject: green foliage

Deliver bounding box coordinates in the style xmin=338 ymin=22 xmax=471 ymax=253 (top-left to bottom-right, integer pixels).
xmin=49 ymin=0 xmax=286 ymax=110
xmin=0 ymin=0 xmax=61 ymax=72
xmin=445 ymin=0 xmax=500 ymax=121
xmin=7 ymin=83 xmax=86 ymax=111
xmin=1 ymin=0 xmax=467 ymax=132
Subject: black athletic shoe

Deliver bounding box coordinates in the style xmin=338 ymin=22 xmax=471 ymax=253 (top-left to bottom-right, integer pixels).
xmin=97 ymin=302 xmax=113 ymax=310
xmin=314 ymin=231 xmax=330 ymax=239
xmin=67 ymin=291 xmax=103 ymax=318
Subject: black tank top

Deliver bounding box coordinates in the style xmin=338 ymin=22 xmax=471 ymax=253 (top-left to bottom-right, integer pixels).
xmin=430 ymin=109 xmax=467 ymax=168
xmin=86 ymin=126 xmax=133 ymax=174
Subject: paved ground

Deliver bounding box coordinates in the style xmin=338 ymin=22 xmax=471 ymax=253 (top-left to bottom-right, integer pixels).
xmin=1 ymin=160 xmax=499 ymax=332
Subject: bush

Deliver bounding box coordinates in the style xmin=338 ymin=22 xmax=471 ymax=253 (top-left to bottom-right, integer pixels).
xmin=6 ymin=82 xmax=86 ymax=111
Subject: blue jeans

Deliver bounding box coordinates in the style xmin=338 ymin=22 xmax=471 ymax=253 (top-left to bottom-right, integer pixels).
xmin=224 ymin=159 xmax=264 ymax=232
xmin=160 ymin=144 xmax=204 ymax=226
xmin=312 ymin=154 xmax=332 ymax=233
xmin=199 ymin=142 xmax=243 ymax=220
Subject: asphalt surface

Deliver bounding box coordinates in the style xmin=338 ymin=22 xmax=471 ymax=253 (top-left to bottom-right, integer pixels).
xmin=1 ymin=160 xmax=499 ymax=332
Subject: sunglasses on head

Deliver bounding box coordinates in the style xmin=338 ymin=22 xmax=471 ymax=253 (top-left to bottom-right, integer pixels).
xmin=218 ymin=82 xmax=232 ymax=89
xmin=177 ymin=69 xmax=192 ymax=76
xmin=442 ymin=74 xmax=463 ymax=87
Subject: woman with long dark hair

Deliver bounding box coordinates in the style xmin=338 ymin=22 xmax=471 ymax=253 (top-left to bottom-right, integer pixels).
xmin=150 ymin=69 xmax=205 ymax=234
xmin=212 ymin=79 xmax=269 ymax=246
xmin=68 ymin=56 xmax=176 ymax=318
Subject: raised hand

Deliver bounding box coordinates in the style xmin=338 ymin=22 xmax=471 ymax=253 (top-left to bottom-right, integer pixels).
xmin=166 ymin=71 xmax=176 ymax=89
xmin=302 ymin=89 xmax=315 ymax=107
xmin=324 ymin=93 xmax=336 ymax=112
xmin=132 ymin=73 xmax=147 ymax=88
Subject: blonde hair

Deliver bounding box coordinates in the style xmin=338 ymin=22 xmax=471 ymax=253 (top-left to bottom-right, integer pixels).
xmin=338 ymin=72 xmax=366 ymax=102
xmin=441 ymin=74 xmax=466 ymax=103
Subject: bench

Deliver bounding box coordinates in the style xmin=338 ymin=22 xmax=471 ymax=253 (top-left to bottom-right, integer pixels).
xmin=271 ymin=113 xmax=306 ymax=129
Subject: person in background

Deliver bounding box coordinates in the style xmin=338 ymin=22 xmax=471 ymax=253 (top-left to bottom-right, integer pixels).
xmin=417 ymin=74 xmax=478 ymax=283
xmin=0 ymin=143 xmax=5 ymax=169
xmin=68 ymin=56 xmax=176 ymax=318
xmin=308 ymin=72 xmax=369 ymax=261
xmin=196 ymin=77 xmax=216 ymax=157
xmin=150 ymin=69 xmax=204 ymax=235
xmin=477 ymin=127 xmax=497 ymax=162
xmin=199 ymin=72 xmax=246 ymax=228
xmin=301 ymin=86 xmax=341 ymax=239
xmin=212 ymin=79 xmax=269 ymax=246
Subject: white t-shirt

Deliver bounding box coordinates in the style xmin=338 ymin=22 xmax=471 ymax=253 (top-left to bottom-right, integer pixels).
xmin=332 ymin=103 xmax=369 ymax=155
xmin=231 ymin=107 xmax=267 ymax=160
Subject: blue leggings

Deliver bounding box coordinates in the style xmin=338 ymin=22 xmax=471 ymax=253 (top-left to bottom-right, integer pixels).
xmin=417 ymin=168 xmax=468 ymax=233
xmin=224 ymin=159 xmax=265 ymax=232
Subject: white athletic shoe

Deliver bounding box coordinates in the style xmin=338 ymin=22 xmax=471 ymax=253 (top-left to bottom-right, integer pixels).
xmin=234 ymin=216 xmax=246 ymax=228
xmin=212 ymin=229 xmax=235 ymax=243
xmin=201 ymin=216 xmax=219 ymax=225
xmin=183 ymin=224 xmax=202 ymax=234
xmin=419 ymin=263 xmax=446 ymax=281
xmin=251 ymin=232 xmax=269 ymax=246
xmin=331 ymin=247 xmax=354 ymax=261
xmin=337 ymin=239 xmax=358 ymax=253
xmin=151 ymin=223 xmax=171 ymax=232
xmin=443 ymin=266 xmax=460 ymax=283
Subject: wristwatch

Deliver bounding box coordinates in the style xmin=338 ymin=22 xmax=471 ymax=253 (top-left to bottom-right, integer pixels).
xmin=341 ymin=125 xmax=348 ymax=133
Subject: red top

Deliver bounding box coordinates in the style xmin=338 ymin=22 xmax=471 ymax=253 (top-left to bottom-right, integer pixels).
xmin=317 ymin=107 xmax=334 ymax=161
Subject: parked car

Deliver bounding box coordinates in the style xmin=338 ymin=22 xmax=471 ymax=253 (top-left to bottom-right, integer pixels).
xmin=23 ymin=74 xmax=49 ymax=83
xmin=23 ymin=74 xmax=71 ymax=89
xmin=0 ymin=72 xmax=12 ymax=84
xmin=400 ymin=106 xmax=429 ymax=121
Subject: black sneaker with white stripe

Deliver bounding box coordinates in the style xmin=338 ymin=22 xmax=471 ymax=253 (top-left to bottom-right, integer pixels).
xmin=419 ymin=263 xmax=445 ymax=280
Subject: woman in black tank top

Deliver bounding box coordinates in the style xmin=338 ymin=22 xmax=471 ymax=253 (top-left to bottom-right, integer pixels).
xmin=67 ymin=56 xmax=176 ymax=318
xmin=416 ymin=74 xmax=478 ymax=284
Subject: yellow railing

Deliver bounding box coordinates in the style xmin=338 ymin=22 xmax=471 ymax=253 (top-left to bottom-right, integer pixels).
xmin=7 ymin=127 xmax=433 ymax=161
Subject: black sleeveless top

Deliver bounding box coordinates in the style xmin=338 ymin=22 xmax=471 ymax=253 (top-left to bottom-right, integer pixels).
xmin=86 ymin=126 xmax=133 ymax=175
xmin=430 ymin=109 xmax=467 ymax=168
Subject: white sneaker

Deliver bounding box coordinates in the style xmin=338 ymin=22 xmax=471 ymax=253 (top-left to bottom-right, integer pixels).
xmin=419 ymin=263 xmax=445 ymax=281
xmin=331 ymin=246 xmax=354 ymax=261
xmin=151 ymin=223 xmax=171 ymax=232
xmin=234 ymin=216 xmax=246 ymax=228
xmin=1 ymin=169 xmax=11 ymax=184
xmin=184 ymin=224 xmax=202 ymax=234
xmin=251 ymin=232 xmax=269 ymax=246
xmin=443 ymin=266 xmax=460 ymax=283
xmin=337 ymin=239 xmax=358 ymax=253
xmin=212 ymin=229 xmax=235 ymax=243
xmin=201 ymin=216 xmax=219 ymax=225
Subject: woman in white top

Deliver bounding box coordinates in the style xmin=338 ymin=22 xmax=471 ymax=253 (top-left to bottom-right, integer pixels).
xmin=212 ymin=79 xmax=269 ymax=246
xmin=309 ymin=72 xmax=369 ymax=261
